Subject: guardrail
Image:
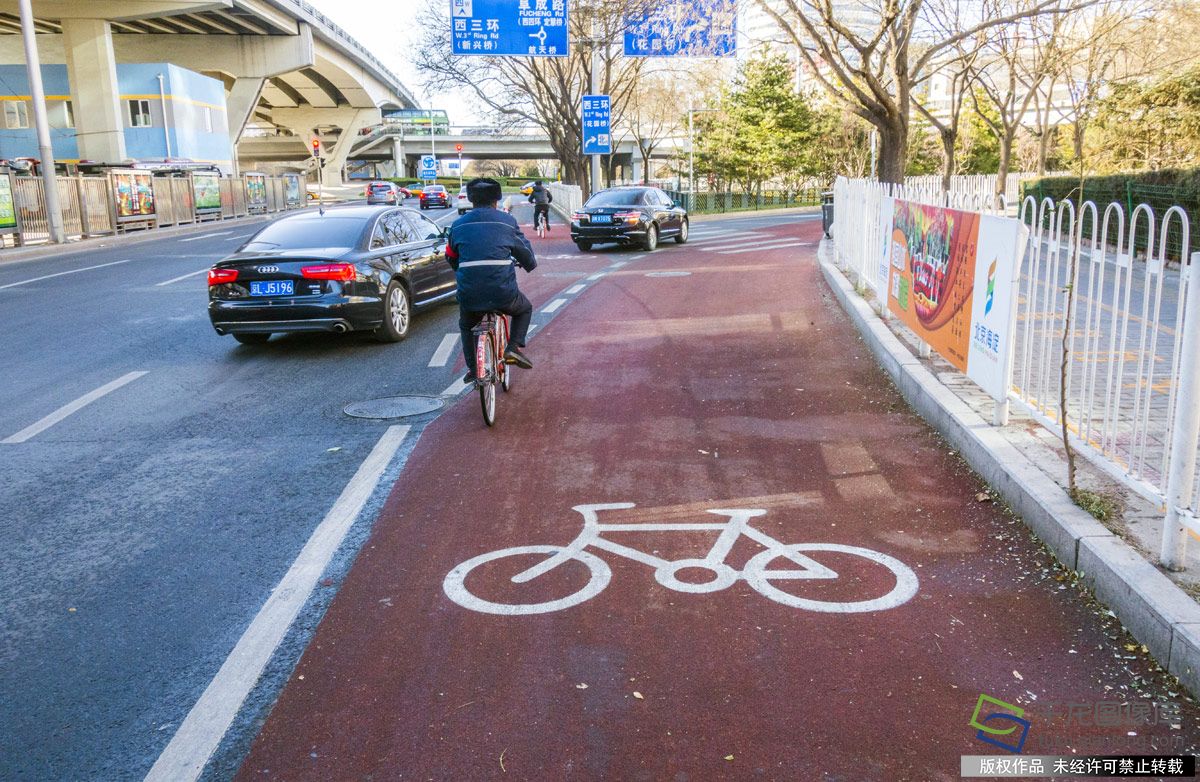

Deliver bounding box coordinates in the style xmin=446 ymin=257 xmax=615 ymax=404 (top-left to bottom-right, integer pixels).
xmin=0 ymin=172 xmax=306 ymax=249
xmin=830 ymin=174 xmax=1200 ymax=569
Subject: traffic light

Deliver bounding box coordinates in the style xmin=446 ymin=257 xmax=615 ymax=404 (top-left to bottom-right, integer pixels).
xmin=455 ymin=143 xmax=463 ymax=152
xmin=311 ymin=138 xmax=320 ymax=157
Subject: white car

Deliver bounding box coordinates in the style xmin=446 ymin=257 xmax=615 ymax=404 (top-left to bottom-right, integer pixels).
xmin=456 ymin=187 xmax=471 ymax=215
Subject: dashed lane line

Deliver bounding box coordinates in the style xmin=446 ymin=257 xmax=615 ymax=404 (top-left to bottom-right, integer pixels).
xmin=0 ymin=259 xmax=133 ymax=290
xmin=428 ymin=333 xmax=460 ymax=368
xmin=699 ymin=237 xmax=797 ymax=253
xmin=145 ymin=425 xmax=412 ymax=782
xmin=156 ymin=268 xmax=209 ymax=287
xmin=566 ymin=284 xmax=586 ymax=294
xmin=541 ymin=298 xmax=568 ymax=313
xmin=1 ymin=371 xmax=148 ymax=444
xmin=180 ymin=231 xmax=232 ymax=242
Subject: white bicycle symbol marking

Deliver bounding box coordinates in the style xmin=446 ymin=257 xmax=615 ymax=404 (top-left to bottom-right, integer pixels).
xmin=443 ymin=503 xmax=919 ymax=615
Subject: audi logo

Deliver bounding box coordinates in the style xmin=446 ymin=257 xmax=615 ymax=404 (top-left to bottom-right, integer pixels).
xmin=256 ymin=265 xmax=280 ymax=273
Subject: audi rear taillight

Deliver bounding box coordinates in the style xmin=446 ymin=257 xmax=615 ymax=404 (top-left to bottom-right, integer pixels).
xmin=208 ymin=268 xmax=238 ymax=285
xmin=301 ymin=263 xmax=356 ymax=281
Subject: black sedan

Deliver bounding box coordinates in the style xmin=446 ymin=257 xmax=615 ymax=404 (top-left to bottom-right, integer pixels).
xmin=208 ymin=206 xmax=456 ymax=345
xmin=419 ymin=185 xmax=450 ymax=209
xmin=570 ymin=186 xmax=688 ymax=252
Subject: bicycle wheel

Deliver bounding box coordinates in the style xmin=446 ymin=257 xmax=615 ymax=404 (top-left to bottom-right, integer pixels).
xmin=443 ymin=545 xmax=611 ymax=615
xmin=742 ymin=543 xmax=918 ymax=613
xmin=499 ymin=317 xmax=513 ymax=392
xmin=476 ymin=327 xmax=497 ymax=426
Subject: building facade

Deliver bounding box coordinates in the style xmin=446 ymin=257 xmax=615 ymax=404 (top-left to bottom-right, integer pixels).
xmin=0 ymin=62 xmax=232 ymax=171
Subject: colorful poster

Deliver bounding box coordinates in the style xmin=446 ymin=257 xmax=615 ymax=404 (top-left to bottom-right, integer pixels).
xmin=245 ymin=173 xmax=267 ymax=211
xmin=193 ymin=173 xmax=222 ymax=213
xmin=0 ymin=174 xmax=16 ymax=232
xmin=284 ymin=174 xmax=302 ymax=206
xmin=886 ymin=199 xmax=1026 ymax=400
xmin=112 ymin=171 xmax=156 ymax=221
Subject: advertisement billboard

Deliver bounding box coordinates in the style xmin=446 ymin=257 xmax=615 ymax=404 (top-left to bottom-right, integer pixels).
xmin=885 ymin=198 xmax=1027 ymax=401
xmin=192 ymin=173 xmax=222 ymax=214
xmin=0 ymin=173 xmax=17 ymax=234
xmin=284 ymin=173 xmax=303 ymax=206
xmin=111 ymin=170 xmax=156 ymax=223
xmin=245 ymin=173 xmax=267 ymax=213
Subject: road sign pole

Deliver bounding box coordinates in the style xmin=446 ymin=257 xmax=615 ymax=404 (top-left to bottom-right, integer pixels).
xmin=589 ymin=24 xmax=601 ymax=197
xmin=18 ymin=0 xmax=64 ymax=244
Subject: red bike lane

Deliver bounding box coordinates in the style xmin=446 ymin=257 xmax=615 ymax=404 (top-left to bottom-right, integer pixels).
xmin=238 ymin=218 xmax=1200 ymax=780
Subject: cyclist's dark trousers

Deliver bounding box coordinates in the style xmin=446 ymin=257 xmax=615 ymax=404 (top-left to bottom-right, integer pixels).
xmin=460 ymin=291 xmax=533 ymax=372
xmin=534 ymin=203 xmax=550 ymax=228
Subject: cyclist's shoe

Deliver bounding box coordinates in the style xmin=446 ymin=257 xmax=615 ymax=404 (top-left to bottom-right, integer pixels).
xmin=504 ymin=346 xmax=533 ymax=369
xmin=463 ymin=370 xmax=477 ymax=384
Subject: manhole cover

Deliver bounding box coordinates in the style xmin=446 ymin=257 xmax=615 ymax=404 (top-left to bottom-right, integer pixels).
xmin=644 ymin=271 xmax=692 ymax=277
xmin=344 ymin=395 xmax=444 ymax=419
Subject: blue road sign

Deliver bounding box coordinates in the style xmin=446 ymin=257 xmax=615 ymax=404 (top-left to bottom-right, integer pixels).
xmin=624 ymin=0 xmax=737 ymax=58
xmin=450 ymin=0 xmax=569 ymax=57
xmin=581 ymin=95 xmax=611 ymax=155
xmin=420 ymin=155 xmax=438 ymax=179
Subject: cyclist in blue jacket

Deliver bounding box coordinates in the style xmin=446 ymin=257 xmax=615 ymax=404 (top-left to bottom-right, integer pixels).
xmin=446 ymin=178 xmax=536 ymax=383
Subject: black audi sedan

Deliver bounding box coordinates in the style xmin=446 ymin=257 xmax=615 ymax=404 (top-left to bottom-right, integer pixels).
xmin=570 ymin=186 xmax=688 ymax=252
xmin=208 ymin=206 xmax=455 ymax=345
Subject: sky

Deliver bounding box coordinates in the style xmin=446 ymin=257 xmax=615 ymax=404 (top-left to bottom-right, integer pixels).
xmin=306 ymin=0 xmax=486 ymax=124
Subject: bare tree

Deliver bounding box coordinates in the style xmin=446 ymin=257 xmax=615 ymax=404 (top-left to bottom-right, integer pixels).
xmin=752 ymin=0 xmax=1097 ymax=183
xmin=415 ymin=0 xmax=646 ymax=193
xmin=624 ymin=75 xmax=686 ymax=183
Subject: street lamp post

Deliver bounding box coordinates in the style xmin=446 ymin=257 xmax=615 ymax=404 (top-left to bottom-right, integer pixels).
xmin=18 ymin=0 xmax=64 ymax=243
xmin=589 ymin=20 xmax=601 ymax=197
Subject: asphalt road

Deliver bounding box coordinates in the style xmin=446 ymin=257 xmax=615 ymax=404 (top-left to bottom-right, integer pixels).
xmin=0 ymin=203 xmax=819 ymax=779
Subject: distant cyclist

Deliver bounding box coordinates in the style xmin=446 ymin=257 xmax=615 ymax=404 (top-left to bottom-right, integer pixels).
xmin=446 ymin=177 xmax=536 ymax=383
xmin=528 ymin=180 xmax=553 ymax=233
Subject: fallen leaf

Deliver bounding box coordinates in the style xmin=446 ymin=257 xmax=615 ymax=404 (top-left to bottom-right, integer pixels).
xmin=1013 ymin=670 xmax=1023 ymax=680
xmin=724 ymin=755 xmax=734 ymax=761
xmin=975 ymin=492 xmax=991 ymax=502
xmin=633 ymin=691 xmax=644 ymax=699
xmin=576 ymin=683 xmax=588 ymax=689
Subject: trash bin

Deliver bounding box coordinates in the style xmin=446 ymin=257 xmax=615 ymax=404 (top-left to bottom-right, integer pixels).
xmin=820 ymin=190 xmax=835 ymax=238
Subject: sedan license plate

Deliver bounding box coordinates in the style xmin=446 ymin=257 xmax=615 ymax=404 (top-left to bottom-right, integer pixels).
xmin=250 ymin=280 xmax=294 ymax=297
xmin=590 ymin=214 xmax=612 ymax=224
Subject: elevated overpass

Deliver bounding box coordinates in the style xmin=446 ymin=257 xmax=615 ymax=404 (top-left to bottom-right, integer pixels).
xmin=0 ymin=0 xmax=418 ymax=183
xmin=238 ymin=124 xmax=691 ymax=182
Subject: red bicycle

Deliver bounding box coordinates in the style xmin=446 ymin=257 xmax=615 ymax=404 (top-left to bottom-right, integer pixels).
xmin=472 ymin=312 xmax=513 ymax=426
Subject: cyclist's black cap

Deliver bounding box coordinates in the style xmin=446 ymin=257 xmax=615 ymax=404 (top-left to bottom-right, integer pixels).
xmin=466 ymin=177 xmax=502 ymax=206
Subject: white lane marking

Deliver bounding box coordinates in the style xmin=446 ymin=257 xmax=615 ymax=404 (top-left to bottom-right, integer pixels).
xmin=224 ymin=235 xmax=248 ymax=241
xmin=716 ymin=241 xmax=810 ymax=255
xmin=527 ymin=324 xmax=538 ymax=334
xmin=699 ymin=237 xmax=795 ymax=253
xmin=541 ymin=298 xmax=568 ymax=313
xmin=2 ymin=371 xmax=147 ymax=444
xmin=0 ymin=259 xmax=132 ymax=290
xmin=441 ymin=378 xmax=471 ymax=396
xmin=586 ymin=273 xmax=605 ymax=281
xmin=687 ymin=231 xmax=767 ymax=245
xmin=610 ymin=261 xmax=628 ymax=268
xmin=145 ymin=425 xmax=411 ymax=782
xmin=179 ymin=231 xmax=232 ymax=242
xmin=428 ymin=332 xmax=460 ymax=367
xmin=156 ymin=268 xmax=209 ymax=287
xmin=566 ymin=284 xmax=586 ymax=294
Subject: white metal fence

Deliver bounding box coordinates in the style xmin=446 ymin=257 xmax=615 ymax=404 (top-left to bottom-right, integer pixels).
xmin=831 ymin=175 xmax=1200 ymax=568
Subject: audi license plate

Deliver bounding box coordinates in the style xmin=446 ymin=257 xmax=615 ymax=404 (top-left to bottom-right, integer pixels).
xmin=250 ymin=280 xmax=294 ymax=296
xmin=590 ymin=214 xmax=612 ymax=223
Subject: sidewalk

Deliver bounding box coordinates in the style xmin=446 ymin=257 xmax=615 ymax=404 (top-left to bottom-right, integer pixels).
xmin=234 ymin=222 xmax=1199 ymax=779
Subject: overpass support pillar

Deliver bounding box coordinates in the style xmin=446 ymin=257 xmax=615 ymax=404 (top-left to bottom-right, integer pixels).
xmin=61 ymin=19 xmax=126 ymax=163
xmin=274 ymin=106 xmax=381 ymax=187
xmin=391 ymin=137 xmax=407 ymax=178
xmin=631 ymin=156 xmax=645 ymax=185
xmin=227 ymin=78 xmax=266 ymax=152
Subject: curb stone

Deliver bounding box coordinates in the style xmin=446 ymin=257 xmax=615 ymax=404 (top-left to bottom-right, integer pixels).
xmin=817 ymin=238 xmax=1200 ymax=697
